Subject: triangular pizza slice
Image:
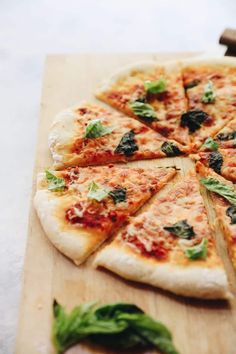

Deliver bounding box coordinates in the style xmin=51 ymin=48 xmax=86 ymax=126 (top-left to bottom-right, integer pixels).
xmin=94 ymin=172 xmax=229 ymax=299
xmin=197 ymin=161 xmax=236 ymax=270
xmin=181 ymin=57 xmax=236 ymax=151
xmin=49 ymin=102 xmax=188 ymax=169
xmin=194 ymin=149 xmax=236 ymax=183
xmin=95 ymin=61 xmax=190 ymax=147
xmin=34 ymin=165 xmax=176 ymax=265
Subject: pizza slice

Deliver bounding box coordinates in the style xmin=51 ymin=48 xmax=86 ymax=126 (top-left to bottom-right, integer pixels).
xmin=94 ymin=173 xmax=229 ymax=299
xmin=181 ymin=57 xmax=236 ymax=151
xmin=196 ymin=161 xmax=236 ymax=270
xmin=34 ymin=165 xmax=176 ymax=265
xmin=194 ymin=149 xmax=236 ymax=183
xmin=49 ymin=102 xmax=188 ymax=169
xmin=95 ymin=61 xmax=190 ymax=147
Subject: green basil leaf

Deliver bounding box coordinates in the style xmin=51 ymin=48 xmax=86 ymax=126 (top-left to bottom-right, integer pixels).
xmin=184 ymin=79 xmax=200 ymax=90
xmin=201 ymin=137 xmax=219 ymax=151
xmin=200 ymin=177 xmax=236 ymax=206
xmin=144 ymin=78 xmax=167 ymax=94
xmin=87 ymin=181 xmax=109 ymax=202
xmin=161 ymin=141 xmax=183 ymax=157
xmin=185 ymin=238 xmax=208 ymax=260
xmin=208 ymin=151 xmax=223 ymax=174
xmin=201 ymin=80 xmax=216 ymax=103
xmin=45 ymin=170 xmax=66 ymax=191
xmin=216 ymin=131 xmax=236 ymax=141
xmin=85 ymin=119 xmax=114 ymax=139
xmin=164 ymin=220 xmax=195 ymax=239
xmin=109 ymin=187 xmax=127 ymax=204
xmin=226 ymin=206 xmax=236 ymax=224
xmin=129 ymin=101 xmax=158 ymax=123
xmin=181 ymin=109 xmax=208 ymax=133
xmin=114 ymin=130 xmax=138 ymax=156
xmin=52 ymin=301 xmax=179 ymax=354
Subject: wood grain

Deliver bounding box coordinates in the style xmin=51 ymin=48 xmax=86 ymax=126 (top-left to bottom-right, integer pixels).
xmin=15 ymin=54 xmax=236 ymax=354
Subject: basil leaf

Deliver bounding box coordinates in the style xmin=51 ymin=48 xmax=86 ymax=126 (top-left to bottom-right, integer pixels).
xmin=226 ymin=206 xmax=236 ymax=224
xmin=184 ymin=79 xmax=200 ymax=90
xmin=85 ymin=119 xmax=114 ymax=139
xmin=52 ymin=301 xmax=179 ymax=354
xmin=144 ymin=78 xmax=167 ymax=94
xmin=185 ymin=238 xmax=208 ymax=260
xmin=201 ymin=137 xmax=219 ymax=151
xmin=115 ymin=130 xmax=138 ymax=156
xmin=45 ymin=170 xmax=66 ymax=191
xmin=109 ymin=187 xmax=127 ymax=204
xmin=164 ymin=220 xmax=195 ymax=239
xmin=181 ymin=109 xmax=208 ymax=133
xmin=161 ymin=141 xmax=183 ymax=157
xmin=129 ymin=101 xmax=158 ymax=123
xmin=201 ymin=177 xmax=236 ymax=206
xmin=216 ymin=131 xmax=236 ymax=141
xmin=87 ymin=181 xmax=109 ymax=202
xmin=201 ymin=80 xmax=216 ymax=103
xmin=208 ymin=151 xmax=223 ymax=174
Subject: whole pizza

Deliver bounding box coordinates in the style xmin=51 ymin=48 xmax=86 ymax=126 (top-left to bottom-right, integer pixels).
xmin=34 ymin=57 xmax=236 ymax=301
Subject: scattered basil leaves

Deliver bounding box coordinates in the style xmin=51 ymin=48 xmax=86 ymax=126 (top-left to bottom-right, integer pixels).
xmin=201 ymin=137 xmax=219 ymax=151
xmin=109 ymin=187 xmax=127 ymax=204
xmin=144 ymin=78 xmax=167 ymax=94
xmin=226 ymin=206 xmax=236 ymax=224
xmin=45 ymin=170 xmax=66 ymax=191
xmin=115 ymin=130 xmax=138 ymax=156
xmin=129 ymin=101 xmax=158 ymax=123
xmin=201 ymin=80 xmax=216 ymax=104
xmin=181 ymin=110 xmax=208 ymax=133
xmin=164 ymin=220 xmax=195 ymax=239
xmin=84 ymin=119 xmax=114 ymax=139
xmin=87 ymin=181 xmax=109 ymax=202
xmin=161 ymin=141 xmax=183 ymax=157
xmin=208 ymin=151 xmax=223 ymax=174
xmin=185 ymin=238 xmax=208 ymax=260
xmin=200 ymin=177 xmax=236 ymax=206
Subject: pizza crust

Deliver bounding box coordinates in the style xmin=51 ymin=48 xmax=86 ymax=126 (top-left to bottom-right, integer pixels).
xmin=34 ymin=189 xmax=106 ymax=266
xmin=94 ymin=242 xmax=230 ymax=300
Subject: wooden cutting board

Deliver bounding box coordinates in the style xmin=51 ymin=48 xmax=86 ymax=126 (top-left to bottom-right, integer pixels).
xmin=15 ymin=54 xmax=236 ymax=354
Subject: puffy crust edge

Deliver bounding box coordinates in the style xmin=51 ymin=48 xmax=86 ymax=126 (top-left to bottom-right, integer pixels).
xmin=94 ymin=243 xmax=230 ymax=300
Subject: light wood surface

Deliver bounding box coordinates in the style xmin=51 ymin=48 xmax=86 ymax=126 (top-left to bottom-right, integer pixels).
xmin=15 ymin=54 xmax=236 ymax=354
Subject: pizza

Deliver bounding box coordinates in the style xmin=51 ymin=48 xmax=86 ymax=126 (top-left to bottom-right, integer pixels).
xmin=94 ymin=172 xmax=229 ymax=299
xmin=95 ymin=61 xmax=190 ymax=147
xmin=196 ymin=161 xmax=236 ymax=270
xmin=213 ymin=117 xmax=236 ymax=149
xmin=194 ymin=149 xmax=236 ymax=183
xmin=49 ymin=102 xmax=188 ymax=169
xmin=34 ymin=165 xmax=176 ymax=265
xmin=181 ymin=58 xmax=236 ymax=151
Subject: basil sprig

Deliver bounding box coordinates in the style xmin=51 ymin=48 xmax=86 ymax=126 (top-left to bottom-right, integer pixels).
xmin=85 ymin=119 xmax=114 ymax=139
xmin=87 ymin=181 xmax=109 ymax=202
xmin=164 ymin=220 xmax=195 ymax=239
xmin=201 ymin=177 xmax=236 ymax=206
xmin=201 ymin=137 xmax=219 ymax=151
xmin=52 ymin=300 xmax=179 ymax=354
xmin=144 ymin=78 xmax=167 ymax=94
xmin=201 ymin=80 xmax=216 ymax=104
xmin=181 ymin=109 xmax=208 ymax=133
xmin=129 ymin=101 xmax=158 ymax=123
xmin=185 ymin=238 xmax=208 ymax=260
xmin=109 ymin=187 xmax=126 ymax=204
xmin=45 ymin=170 xmax=66 ymax=191
xmin=115 ymin=130 xmax=138 ymax=156
xmin=208 ymin=151 xmax=223 ymax=174
xmin=161 ymin=141 xmax=183 ymax=157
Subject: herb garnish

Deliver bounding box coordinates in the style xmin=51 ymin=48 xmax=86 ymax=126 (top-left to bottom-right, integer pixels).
xmin=45 ymin=170 xmax=66 ymax=191
xmin=129 ymin=101 xmax=158 ymax=123
xmin=109 ymin=187 xmax=127 ymax=204
xmin=201 ymin=80 xmax=216 ymax=104
xmin=226 ymin=206 xmax=236 ymax=224
xmin=201 ymin=178 xmax=236 ymax=206
xmin=185 ymin=238 xmax=208 ymax=260
xmin=84 ymin=119 xmax=114 ymax=139
xmin=52 ymin=300 xmax=179 ymax=354
xmin=208 ymin=151 xmax=223 ymax=174
xmin=115 ymin=130 xmax=138 ymax=156
xmin=201 ymin=137 xmax=219 ymax=151
xmin=164 ymin=220 xmax=195 ymax=239
xmin=87 ymin=181 xmax=108 ymax=202
xmin=161 ymin=141 xmax=183 ymax=157
xmin=181 ymin=110 xmax=208 ymax=133
xmin=184 ymin=79 xmax=200 ymax=90
xmin=216 ymin=131 xmax=236 ymax=141
xmin=144 ymin=78 xmax=167 ymax=94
